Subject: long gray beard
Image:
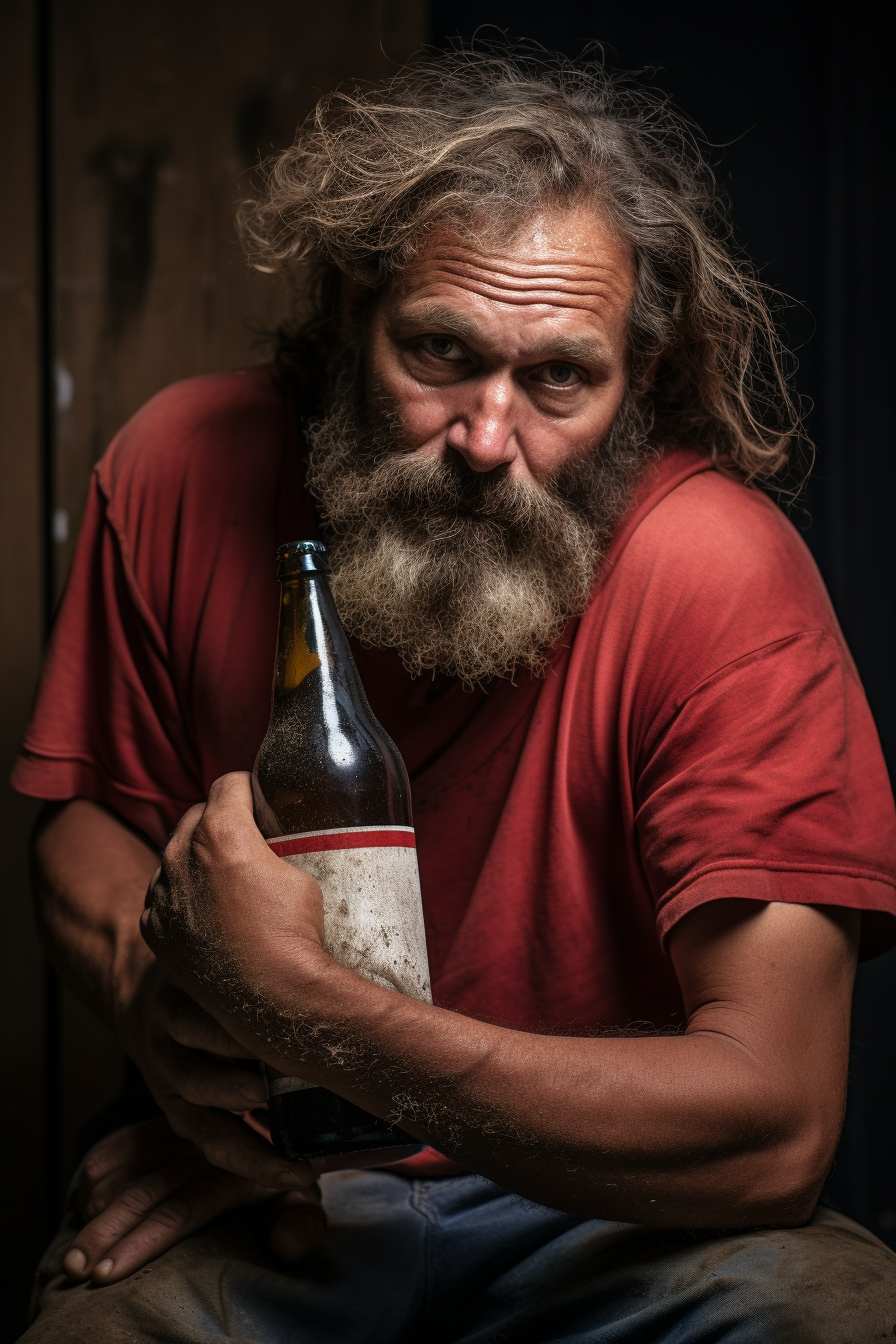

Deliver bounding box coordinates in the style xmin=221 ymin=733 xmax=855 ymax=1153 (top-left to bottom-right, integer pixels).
xmin=304 ymin=381 xmax=653 ymax=684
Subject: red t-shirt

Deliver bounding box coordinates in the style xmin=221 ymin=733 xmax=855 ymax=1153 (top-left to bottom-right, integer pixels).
xmin=14 ymin=366 xmax=896 ymax=1030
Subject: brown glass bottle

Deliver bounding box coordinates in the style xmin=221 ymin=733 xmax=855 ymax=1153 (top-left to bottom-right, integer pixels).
xmin=253 ymin=540 xmax=431 ymax=1161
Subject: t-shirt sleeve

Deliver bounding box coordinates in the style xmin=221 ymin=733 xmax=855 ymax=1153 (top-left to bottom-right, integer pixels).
xmin=10 ymin=468 xmax=203 ymax=848
xmin=635 ymin=628 xmax=896 ymax=958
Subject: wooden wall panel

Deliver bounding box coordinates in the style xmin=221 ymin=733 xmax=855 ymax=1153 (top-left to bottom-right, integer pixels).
xmin=52 ymin=0 xmax=428 ymax=591
xmin=0 ymin=3 xmax=47 ymax=1337
xmin=0 ymin=3 xmax=426 ymax=1334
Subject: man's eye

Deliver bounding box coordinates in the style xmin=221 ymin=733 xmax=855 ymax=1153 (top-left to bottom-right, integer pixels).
xmin=421 ymin=337 xmax=465 ymax=360
xmin=535 ymin=363 xmax=582 ymax=387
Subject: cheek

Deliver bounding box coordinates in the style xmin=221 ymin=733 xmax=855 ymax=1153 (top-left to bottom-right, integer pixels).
xmin=367 ymin=338 xmax=447 ymax=450
xmin=398 ymin=390 xmax=455 ymax=449
xmin=375 ymin=364 xmax=455 ymax=452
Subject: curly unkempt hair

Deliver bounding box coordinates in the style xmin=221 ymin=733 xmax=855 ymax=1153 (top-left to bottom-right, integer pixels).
xmin=240 ymin=45 xmax=802 ymax=482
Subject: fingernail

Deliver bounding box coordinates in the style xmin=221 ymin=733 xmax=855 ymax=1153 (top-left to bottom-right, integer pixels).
xmin=63 ymin=1248 xmax=87 ymax=1278
xmin=94 ymin=1258 xmax=114 ymax=1280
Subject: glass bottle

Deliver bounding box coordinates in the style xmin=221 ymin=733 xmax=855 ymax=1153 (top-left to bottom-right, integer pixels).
xmin=253 ymin=540 xmax=431 ymax=1160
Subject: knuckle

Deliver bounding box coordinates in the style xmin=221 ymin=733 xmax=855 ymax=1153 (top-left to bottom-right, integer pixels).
xmin=82 ymin=1194 xmax=106 ymax=1220
xmin=192 ymin=811 xmax=226 ymax=854
xmin=82 ymin=1152 xmax=106 ymax=1186
xmin=146 ymin=1198 xmax=190 ymax=1233
xmin=117 ymin=1182 xmax=158 ymax=1217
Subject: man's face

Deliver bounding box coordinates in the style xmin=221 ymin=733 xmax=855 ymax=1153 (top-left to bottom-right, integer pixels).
xmin=305 ymin=203 xmax=649 ymax=684
xmin=365 ymin=205 xmax=635 ymax=486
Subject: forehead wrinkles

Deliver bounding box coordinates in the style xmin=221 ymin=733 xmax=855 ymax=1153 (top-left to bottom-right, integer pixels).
xmin=398 ymin=245 xmax=632 ymax=311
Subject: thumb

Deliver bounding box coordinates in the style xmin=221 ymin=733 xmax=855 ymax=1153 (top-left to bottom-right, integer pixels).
xmin=267 ymin=1189 xmax=327 ymax=1262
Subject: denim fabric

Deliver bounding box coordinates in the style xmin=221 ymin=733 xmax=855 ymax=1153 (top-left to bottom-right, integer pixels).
xmin=22 ymin=1170 xmax=896 ymax=1343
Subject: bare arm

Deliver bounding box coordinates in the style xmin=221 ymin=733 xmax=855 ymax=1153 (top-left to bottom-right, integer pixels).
xmin=34 ymin=799 xmax=159 ymax=1024
xmin=146 ymin=773 xmax=859 ymax=1228
xmin=33 ymin=799 xmax=321 ymax=1284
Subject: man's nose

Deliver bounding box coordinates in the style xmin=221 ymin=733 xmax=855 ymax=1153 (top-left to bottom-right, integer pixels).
xmin=444 ymin=376 xmax=518 ymax=473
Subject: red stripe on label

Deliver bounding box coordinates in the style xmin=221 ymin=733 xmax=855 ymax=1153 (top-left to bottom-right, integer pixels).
xmin=268 ymin=829 xmax=416 ymax=858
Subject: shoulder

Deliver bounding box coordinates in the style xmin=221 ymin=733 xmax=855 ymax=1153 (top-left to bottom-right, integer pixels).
xmin=96 ymin=366 xmax=287 ymax=518
xmin=631 ymin=466 xmax=832 ymax=624
xmin=585 ymin=455 xmax=845 ymax=696
xmin=90 ymin=366 xmax=292 ymax=617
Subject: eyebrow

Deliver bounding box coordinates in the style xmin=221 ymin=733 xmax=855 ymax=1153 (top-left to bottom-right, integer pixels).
xmin=394 ymin=301 xmax=615 ymax=368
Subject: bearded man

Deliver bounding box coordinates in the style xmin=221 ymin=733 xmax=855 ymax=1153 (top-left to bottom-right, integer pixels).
xmin=14 ymin=47 xmax=896 ymax=1343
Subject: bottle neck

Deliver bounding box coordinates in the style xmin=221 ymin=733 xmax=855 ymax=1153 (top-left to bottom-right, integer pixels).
xmin=258 ymin=554 xmax=412 ymax=833
xmin=274 ymin=569 xmax=370 ymax=711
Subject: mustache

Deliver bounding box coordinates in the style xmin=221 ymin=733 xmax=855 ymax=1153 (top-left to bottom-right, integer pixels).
xmin=331 ymin=449 xmax=589 ymax=539
xmin=303 ymin=366 xmax=653 ymax=683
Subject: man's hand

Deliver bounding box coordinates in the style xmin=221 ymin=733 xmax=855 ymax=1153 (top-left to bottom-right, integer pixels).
xmin=141 ymin=777 xmax=328 ymax=1034
xmin=119 ymin=963 xmax=316 ymax=1191
xmin=62 ymin=1117 xmax=326 ymax=1286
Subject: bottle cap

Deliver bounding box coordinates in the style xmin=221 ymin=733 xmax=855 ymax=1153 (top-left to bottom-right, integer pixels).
xmin=277 ymin=540 xmax=330 ymax=576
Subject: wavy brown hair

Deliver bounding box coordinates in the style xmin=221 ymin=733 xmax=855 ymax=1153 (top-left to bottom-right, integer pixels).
xmin=240 ymin=45 xmax=803 ymax=482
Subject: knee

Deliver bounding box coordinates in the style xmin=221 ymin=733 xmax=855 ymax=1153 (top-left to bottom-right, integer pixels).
xmin=699 ymin=1210 xmax=896 ymax=1341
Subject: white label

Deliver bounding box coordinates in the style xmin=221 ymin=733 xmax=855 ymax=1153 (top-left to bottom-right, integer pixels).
xmin=266 ymin=826 xmax=431 ymax=1097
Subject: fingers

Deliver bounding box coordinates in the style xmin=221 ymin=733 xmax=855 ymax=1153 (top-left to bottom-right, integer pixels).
xmin=141 ymin=802 xmax=206 ymax=930
xmin=163 ymin=1096 xmax=315 ymax=1191
xmin=239 ymin=1106 xmax=272 ymax=1142
xmin=152 ymin=992 xmax=264 ymax=1110
xmin=157 ymin=777 xmax=258 ymax=882
xmin=67 ymin=1152 xmax=213 ymax=1279
xmin=66 ymin=1107 xmax=319 ymax=1287
xmin=156 ymin=1036 xmax=265 ymax=1110
xmin=145 ymin=865 xmax=162 ymax=909
xmin=82 ymin=1151 xmax=203 ymax=1223
xmin=141 ymin=776 xmax=268 ymax=962
xmin=78 ymin=1117 xmax=197 ymax=1221
xmin=65 ymin=1165 xmax=269 ymax=1286
xmin=136 ymin=982 xmax=266 ymax=1109
xmin=165 ymin=802 xmax=207 ymax=859
xmin=267 ymin=1190 xmax=327 ymax=1262
xmin=148 ymin=804 xmax=206 ymax=903
xmin=191 ymin=773 xmax=267 ymax=869
xmin=79 ymin=1116 xmax=177 ymax=1191
xmin=160 ymin=984 xmax=252 ymax=1059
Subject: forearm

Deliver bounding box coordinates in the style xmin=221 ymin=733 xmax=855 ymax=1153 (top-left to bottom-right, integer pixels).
xmin=196 ymin=945 xmax=825 ymax=1227
xmin=33 ymin=799 xmax=160 ymax=1026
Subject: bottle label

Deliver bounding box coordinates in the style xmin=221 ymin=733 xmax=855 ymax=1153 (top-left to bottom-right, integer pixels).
xmin=265 ymin=825 xmax=431 ymax=1098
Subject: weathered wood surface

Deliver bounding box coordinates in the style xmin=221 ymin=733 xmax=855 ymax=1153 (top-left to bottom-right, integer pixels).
xmin=52 ymin=0 xmax=428 ymax=594
xmin=1 ymin=2 xmax=426 ymax=1334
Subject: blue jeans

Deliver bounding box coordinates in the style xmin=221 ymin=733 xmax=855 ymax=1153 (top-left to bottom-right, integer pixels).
xmin=22 ymin=1169 xmax=896 ymax=1342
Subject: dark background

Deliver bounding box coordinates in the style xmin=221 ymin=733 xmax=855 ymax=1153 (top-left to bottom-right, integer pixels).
xmin=1 ymin=0 xmax=892 ymax=1337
